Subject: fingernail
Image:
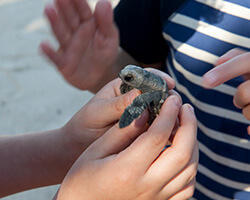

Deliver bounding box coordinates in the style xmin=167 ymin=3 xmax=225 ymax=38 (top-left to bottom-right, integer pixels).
xmin=187 ymin=104 xmax=194 ymax=113
xmin=202 ymin=72 xmax=216 ymax=89
xmin=172 ymin=96 xmax=181 ymax=107
xmin=134 ymin=110 xmax=149 ymax=128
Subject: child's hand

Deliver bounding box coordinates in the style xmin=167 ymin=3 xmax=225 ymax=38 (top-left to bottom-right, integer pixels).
xmin=40 ymin=0 xmax=119 ymax=91
xmin=55 ymin=96 xmax=198 ymax=200
xmin=64 ymin=68 xmax=176 ymax=161
xmin=202 ymin=48 xmax=250 ymax=134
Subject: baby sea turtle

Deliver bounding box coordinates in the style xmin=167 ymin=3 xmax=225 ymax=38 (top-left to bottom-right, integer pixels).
xmin=118 ymin=65 xmax=169 ymax=128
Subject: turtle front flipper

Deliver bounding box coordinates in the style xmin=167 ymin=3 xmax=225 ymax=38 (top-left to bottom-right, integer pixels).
xmin=119 ymin=91 xmax=162 ymax=128
xmin=120 ymin=82 xmax=134 ymax=94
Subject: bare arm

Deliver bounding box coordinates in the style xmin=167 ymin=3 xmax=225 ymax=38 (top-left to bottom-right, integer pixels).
xmin=0 ymin=128 xmax=75 ymax=197
xmin=0 ymin=71 xmax=174 ymax=197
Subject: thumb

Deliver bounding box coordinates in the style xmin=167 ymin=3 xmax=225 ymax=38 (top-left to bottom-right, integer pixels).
xmin=84 ymin=111 xmax=148 ymax=160
xmin=93 ymin=89 xmax=140 ymax=125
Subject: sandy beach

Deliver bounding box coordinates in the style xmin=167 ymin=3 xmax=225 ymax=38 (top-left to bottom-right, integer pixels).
xmin=0 ymin=0 xmax=118 ymax=199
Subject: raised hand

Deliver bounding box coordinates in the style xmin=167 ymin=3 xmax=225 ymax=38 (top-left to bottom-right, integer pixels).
xmin=40 ymin=0 xmax=119 ymax=91
xmin=202 ymin=48 xmax=250 ymax=134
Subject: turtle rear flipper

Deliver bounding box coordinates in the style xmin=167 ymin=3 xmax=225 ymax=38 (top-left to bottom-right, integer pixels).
xmin=119 ymin=91 xmax=162 ymax=128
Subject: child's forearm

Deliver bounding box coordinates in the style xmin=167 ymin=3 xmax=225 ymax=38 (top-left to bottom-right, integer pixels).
xmin=0 ymin=128 xmax=76 ymax=197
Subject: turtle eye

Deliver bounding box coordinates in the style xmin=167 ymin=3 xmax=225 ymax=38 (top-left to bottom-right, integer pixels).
xmin=124 ymin=74 xmax=134 ymax=82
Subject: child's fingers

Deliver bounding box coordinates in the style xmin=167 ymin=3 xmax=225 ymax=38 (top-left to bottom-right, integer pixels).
xmin=56 ymin=0 xmax=80 ymax=32
xmin=85 ymin=89 xmax=141 ymax=127
xmin=216 ymin=48 xmax=246 ymax=66
xmin=242 ymin=104 xmax=250 ymax=121
xmin=119 ymin=95 xmax=182 ymax=172
xmin=61 ymin=18 xmax=96 ymax=77
xmin=94 ymin=0 xmax=116 ymax=37
xmin=39 ymin=42 xmax=60 ymax=66
xmin=44 ymin=4 xmax=71 ymax=49
xmin=159 ymin=142 xmax=198 ymax=199
xmin=202 ymin=52 xmax=250 ymax=88
xmin=146 ymin=68 xmax=175 ymax=90
xmin=55 ymin=0 xmax=76 ymax=32
xmin=234 ymin=80 xmax=250 ymax=109
xmin=100 ymin=69 xmax=175 ymax=98
xmin=92 ymin=80 xmax=180 ymax=130
xmin=168 ymin=178 xmax=196 ymax=200
xmin=74 ymin=0 xmax=92 ymax=21
xmin=146 ymin=104 xmax=197 ymax=186
xmin=83 ymin=114 xmax=148 ymax=161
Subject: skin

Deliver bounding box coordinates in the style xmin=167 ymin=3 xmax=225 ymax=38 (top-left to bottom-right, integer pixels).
xmin=41 ymin=0 xmax=132 ymax=92
xmin=41 ymin=0 xmax=250 ymax=126
xmin=1 ymin=69 xmax=197 ymax=200
xmin=202 ymin=48 xmax=250 ymax=134
xmin=118 ymin=65 xmax=169 ymax=128
xmin=40 ymin=0 xmax=162 ymax=93
xmin=0 ymin=78 xmax=141 ymax=197
xmin=54 ymin=97 xmax=198 ymax=200
xmin=39 ymin=0 xmax=249 ymax=198
xmin=39 ymin=0 xmax=199 ymax=198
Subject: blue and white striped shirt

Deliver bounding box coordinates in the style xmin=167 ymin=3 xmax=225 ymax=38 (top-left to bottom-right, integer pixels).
xmin=163 ymin=0 xmax=250 ymax=199
xmin=115 ymin=0 xmax=250 ymax=199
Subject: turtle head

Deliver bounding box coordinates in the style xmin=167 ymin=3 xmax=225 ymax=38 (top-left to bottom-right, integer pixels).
xmin=118 ymin=65 xmax=145 ymax=88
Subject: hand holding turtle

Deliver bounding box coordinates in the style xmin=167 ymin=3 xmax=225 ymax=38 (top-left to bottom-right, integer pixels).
xmin=118 ymin=65 xmax=170 ymax=128
xmin=55 ymin=96 xmax=198 ymax=200
xmin=64 ymin=67 xmax=175 ymax=158
xmin=0 ymin=69 xmax=175 ymax=197
xmin=40 ymin=0 xmax=119 ymax=91
xmin=55 ymin=68 xmax=198 ymax=200
xmin=202 ymin=48 xmax=250 ymax=134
